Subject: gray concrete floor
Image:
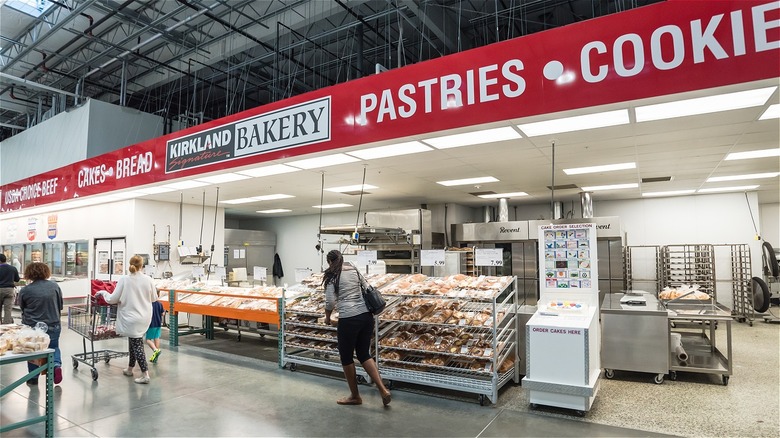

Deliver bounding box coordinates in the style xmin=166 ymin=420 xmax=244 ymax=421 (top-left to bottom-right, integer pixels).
xmin=2 ymin=311 xmax=778 ymax=437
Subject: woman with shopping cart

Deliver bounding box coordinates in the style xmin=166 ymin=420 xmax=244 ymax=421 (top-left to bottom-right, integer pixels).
xmin=96 ymin=255 xmax=157 ymax=384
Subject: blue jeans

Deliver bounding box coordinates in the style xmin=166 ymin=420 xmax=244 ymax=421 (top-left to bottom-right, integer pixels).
xmin=27 ymin=323 xmax=62 ymax=378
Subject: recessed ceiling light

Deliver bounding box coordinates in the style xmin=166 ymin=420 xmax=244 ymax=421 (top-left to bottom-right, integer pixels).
xmin=698 ymin=185 xmax=760 ymax=193
xmin=161 ymin=180 xmax=211 ymax=190
xmin=194 ymin=173 xmax=251 ymax=184
xmin=287 ymin=153 xmax=360 ymax=169
xmin=136 ymin=187 xmax=176 ymax=195
xmin=252 ymin=194 xmax=295 ymax=201
xmin=725 ymin=148 xmax=780 ymax=160
xmin=563 ymin=162 xmax=636 ymax=175
xmin=326 ymin=184 xmax=378 ymax=193
xmin=635 ymin=86 xmax=777 ymax=122
xmin=221 ymin=198 xmax=259 ymax=204
xmin=313 ymin=203 xmax=353 ymax=209
xmin=581 ymin=183 xmax=638 ymax=191
xmin=642 ymin=190 xmax=696 ymax=197
xmin=517 ymin=110 xmax=629 ymax=137
xmin=478 ymin=192 xmax=528 ymax=198
xmin=257 ymin=209 xmax=292 ymax=214
xmin=437 ymin=176 xmax=499 ymax=186
xmin=759 ymin=104 xmax=779 ymax=120
xmin=707 ymin=172 xmax=779 ymax=182
xmin=346 ymin=142 xmax=432 ymax=159
xmin=236 ymin=164 xmax=300 ymax=177
xmin=423 ymin=127 xmax=521 ymax=149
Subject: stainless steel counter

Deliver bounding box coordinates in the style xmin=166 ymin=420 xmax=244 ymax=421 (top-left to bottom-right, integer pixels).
xmin=600 ymin=293 xmax=669 ymax=384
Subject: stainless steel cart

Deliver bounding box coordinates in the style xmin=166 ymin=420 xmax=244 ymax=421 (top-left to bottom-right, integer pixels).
xmin=601 ymin=292 xmax=669 ymax=384
xmin=665 ymin=300 xmax=733 ymax=385
xmin=67 ymin=303 xmax=128 ymax=381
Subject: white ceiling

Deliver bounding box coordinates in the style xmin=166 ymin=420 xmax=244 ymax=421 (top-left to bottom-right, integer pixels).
xmin=122 ymin=78 xmax=780 ymax=219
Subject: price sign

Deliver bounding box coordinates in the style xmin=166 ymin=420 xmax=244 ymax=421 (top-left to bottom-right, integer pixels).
xmin=421 ymin=250 xmax=446 ymax=267
xmin=475 ymin=248 xmax=503 ymax=266
xmin=215 ymin=266 xmax=226 ymax=279
xmin=253 ymin=266 xmax=267 ymax=280
xmin=295 ymin=268 xmax=313 ymax=282
xmin=357 ymin=250 xmax=378 ymax=266
xmin=191 ymin=266 xmax=205 ymax=277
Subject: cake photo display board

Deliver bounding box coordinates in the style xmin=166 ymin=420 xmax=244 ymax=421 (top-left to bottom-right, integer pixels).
xmin=538 ymin=223 xmax=599 ymax=307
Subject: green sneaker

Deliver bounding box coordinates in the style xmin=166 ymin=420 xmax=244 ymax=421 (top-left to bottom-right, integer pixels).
xmin=150 ymin=349 xmax=161 ymax=363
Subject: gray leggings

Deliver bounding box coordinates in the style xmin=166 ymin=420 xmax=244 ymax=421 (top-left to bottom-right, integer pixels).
xmin=128 ymin=337 xmax=148 ymax=372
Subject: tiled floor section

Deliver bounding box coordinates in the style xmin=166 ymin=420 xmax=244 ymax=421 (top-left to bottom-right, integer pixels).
xmin=2 ymin=312 xmax=778 ymax=437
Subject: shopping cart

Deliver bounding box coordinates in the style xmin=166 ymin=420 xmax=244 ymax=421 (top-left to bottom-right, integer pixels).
xmin=67 ymin=301 xmax=128 ymax=380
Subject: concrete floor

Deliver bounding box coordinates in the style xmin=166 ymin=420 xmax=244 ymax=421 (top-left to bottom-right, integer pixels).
xmin=1 ymin=311 xmax=778 ymax=437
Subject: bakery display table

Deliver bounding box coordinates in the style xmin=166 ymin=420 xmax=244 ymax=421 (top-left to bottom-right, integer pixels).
xmin=0 ymin=349 xmax=55 ymax=437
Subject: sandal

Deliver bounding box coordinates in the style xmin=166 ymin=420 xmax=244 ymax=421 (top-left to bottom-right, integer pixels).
xmin=382 ymin=391 xmax=392 ymax=406
xmin=336 ymin=396 xmax=362 ymax=405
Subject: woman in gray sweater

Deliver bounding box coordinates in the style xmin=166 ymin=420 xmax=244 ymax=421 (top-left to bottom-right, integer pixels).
xmin=18 ymin=262 xmax=64 ymax=385
xmin=323 ymin=250 xmax=391 ymax=406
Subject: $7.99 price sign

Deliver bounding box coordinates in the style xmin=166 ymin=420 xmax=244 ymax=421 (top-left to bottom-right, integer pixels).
xmin=475 ymin=248 xmax=503 ymax=267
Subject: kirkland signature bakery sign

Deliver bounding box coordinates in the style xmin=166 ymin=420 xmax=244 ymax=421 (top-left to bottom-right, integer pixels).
xmin=165 ymin=97 xmax=330 ymax=173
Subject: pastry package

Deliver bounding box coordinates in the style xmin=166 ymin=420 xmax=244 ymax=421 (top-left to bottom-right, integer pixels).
xmin=11 ymin=325 xmax=51 ymax=354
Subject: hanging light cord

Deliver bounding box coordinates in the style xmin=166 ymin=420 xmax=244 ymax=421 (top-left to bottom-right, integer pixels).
xmin=355 ymin=165 xmax=367 ymax=233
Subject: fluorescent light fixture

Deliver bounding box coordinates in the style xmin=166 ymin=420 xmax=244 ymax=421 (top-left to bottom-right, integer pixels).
xmin=437 ymin=176 xmax=499 ymax=186
xmin=642 ymin=190 xmax=696 ymax=197
xmin=581 ymin=183 xmax=638 ymax=191
xmin=313 ymin=203 xmax=353 ymax=209
xmin=563 ymin=162 xmax=636 ymax=175
xmin=236 ymin=164 xmax=300 ymax=178
xmin=707 ymin=172 xmax=779 ymax=182
xmin=635 ymin=86 xmax=777 ymax=122
xmin=221 ymin=198 xmax=259 ymax=204
xmin=286 ymin=153 xmax=360 ymax=169
xmin=257 ymin=209 xmax=292 ymax=214
xmin=698 ymin=185 xmax=759 ymax=193
xmin=194 ymin=173 xmax=251 ymax=184
xmin=136 ymin=187 xmax=176 ymax=195
xmin=346 ymin=141 xmax=432 ymax=159
xmin=160 ymin=180 xmax=211 ymax=190
xmin=423 ymin=127 xmax=521 ymax=149
xmin=478 ymin=192 xmax=529 ymax=198
xmin=252 ymin=194 xmax=295 ymax=201
xmin=326 ymin=184 xmax=378 ymax=193
xmin=517 ymin=110 xmax=629 ymax=137
xmin=759 ymin=104 xmax=780 ymax=120
xmin=725 ymin=148 xmax=780 ymax=160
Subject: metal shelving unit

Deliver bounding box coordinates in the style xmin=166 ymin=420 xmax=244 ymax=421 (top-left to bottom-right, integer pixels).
xmin=624 ymin=245 xmax=662 ymax=293
xmin=661 ymin=244 xmax=716 ymax=299
xmin=377 ymin=276 xmax=519 ymax=406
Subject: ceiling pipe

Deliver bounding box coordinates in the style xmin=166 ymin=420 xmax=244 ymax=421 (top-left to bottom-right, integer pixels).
xmin=0 ymin=72 xmax=76 ymax=97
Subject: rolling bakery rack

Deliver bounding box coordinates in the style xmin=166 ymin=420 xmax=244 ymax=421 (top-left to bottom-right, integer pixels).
xmin=377 ymin=275 xmax=519 ymax=406
xmin=279 ymin=272 xmax=402 ymax=381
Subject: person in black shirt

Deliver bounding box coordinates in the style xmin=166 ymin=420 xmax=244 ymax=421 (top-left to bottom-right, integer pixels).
xmin=0 ymin=254 xmax=20 ymax=324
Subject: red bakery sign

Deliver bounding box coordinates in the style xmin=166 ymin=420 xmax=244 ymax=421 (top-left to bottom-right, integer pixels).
xmin=2 ymin=0 xmax=778 ymax=212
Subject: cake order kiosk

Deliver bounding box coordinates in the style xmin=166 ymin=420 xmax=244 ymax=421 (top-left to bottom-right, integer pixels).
xmin=522 ymin=222 xmax=601 ymax=415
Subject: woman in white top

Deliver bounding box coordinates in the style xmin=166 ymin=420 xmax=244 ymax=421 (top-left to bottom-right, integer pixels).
xmin=99 ymin=255 xmax=158 ymax=384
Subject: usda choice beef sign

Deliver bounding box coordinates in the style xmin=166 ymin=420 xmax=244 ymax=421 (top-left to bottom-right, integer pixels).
xmin=165 ymin=97 xmax=330 ymax=173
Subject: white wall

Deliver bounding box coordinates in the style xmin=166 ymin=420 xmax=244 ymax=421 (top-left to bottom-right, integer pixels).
xmin=86 ymin=100 xmax=164 ymax=157
xmin=760 ymin=203 xmax=779 ymax=249
xmin=0 ymin=198 xmax=224 ymax=281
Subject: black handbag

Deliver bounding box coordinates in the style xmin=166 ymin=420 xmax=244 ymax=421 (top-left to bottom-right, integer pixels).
xmin=354 ymin=269 xmax=386 ymax=315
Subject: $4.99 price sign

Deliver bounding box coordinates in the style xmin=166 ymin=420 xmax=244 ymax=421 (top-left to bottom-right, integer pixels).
xmin=475 ymin=248 xmax=503 ymax=267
